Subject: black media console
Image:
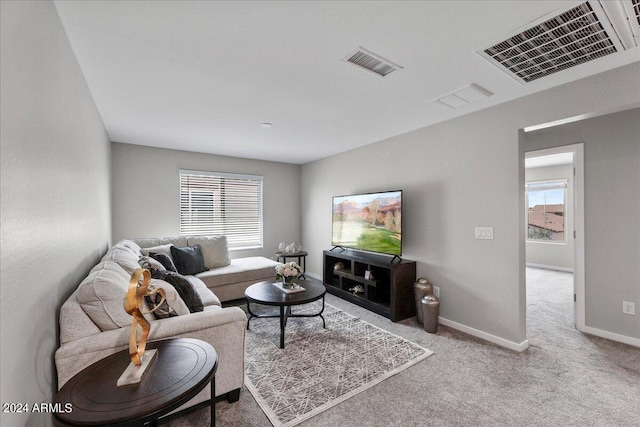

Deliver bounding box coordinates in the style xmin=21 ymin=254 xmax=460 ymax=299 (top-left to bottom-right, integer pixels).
xmin=323 ymin=249 xmax=416 ymax=321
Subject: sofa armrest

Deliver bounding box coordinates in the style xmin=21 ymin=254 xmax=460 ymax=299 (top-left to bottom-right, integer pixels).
xmin=55 ymin=306 xmax=246 ymax=397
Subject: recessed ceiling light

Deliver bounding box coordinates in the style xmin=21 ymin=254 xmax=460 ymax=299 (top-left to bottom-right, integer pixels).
xmin=260 ymin=123 xmax=273 ymax=128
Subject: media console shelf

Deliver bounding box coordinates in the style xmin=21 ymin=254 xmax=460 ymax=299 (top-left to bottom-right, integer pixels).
xmin=323 ymin=249 xmax=416 ymax=321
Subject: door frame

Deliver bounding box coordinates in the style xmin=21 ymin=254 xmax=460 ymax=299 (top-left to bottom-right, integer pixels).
xmin=525 ymin=143 xmax=585 ymax=330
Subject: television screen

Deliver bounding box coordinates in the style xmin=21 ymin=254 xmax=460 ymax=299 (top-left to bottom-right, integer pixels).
xmin=332 ymin=190 xmax=402 ymax=256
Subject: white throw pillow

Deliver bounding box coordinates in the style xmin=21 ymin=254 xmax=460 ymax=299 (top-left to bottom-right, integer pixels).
xmin=187 ymin=236 xmax=231 ymax=268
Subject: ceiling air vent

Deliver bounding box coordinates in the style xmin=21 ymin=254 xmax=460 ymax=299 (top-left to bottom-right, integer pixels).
xmin=344 ymin=47 xmax=403 ymax=77
xmin=479 ymin=1 xmax=629 ymax=83
xmin=632 ymin=0 xmax=640 ymax=25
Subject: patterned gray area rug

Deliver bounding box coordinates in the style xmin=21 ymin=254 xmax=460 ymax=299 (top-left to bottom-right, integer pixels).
xmin=244 ymin=302 xmax=432 ymax=427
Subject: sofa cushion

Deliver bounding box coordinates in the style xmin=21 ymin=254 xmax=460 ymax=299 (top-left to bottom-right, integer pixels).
xmin=133 ymin=236 xmax=188 ymax=250
xmin=196 ymin=256 xmax=280 ymax=288
xmin=171 ymin=245 xmax=207 ymax=275
xmin=141 ymin=243 xmax=174 ymax=259
xmin=118 ymin=239 xmax=142 ymax=255
xmin=76 ymin=261 xmax=134 ymax=331
xmin=187 ymin=236 xmax=231 ymax=268
xmin=185 ymin=276 xmax=221 ymax=308
xmin=101 ymin=243 xmax=141 ymax=275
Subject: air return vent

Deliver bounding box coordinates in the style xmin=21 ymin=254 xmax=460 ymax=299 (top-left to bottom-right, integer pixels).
xmin=632 ymin=0 xmax=640 ymax=25
xmin=480 ymin=1 xmax=627 ymax=83
xmin=344 ymin=47 xmax=403 ymax=77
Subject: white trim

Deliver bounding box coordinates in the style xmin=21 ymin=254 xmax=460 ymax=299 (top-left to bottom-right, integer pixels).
xmin=573 ymin=144 xmax=586 ymax=331
xmin=438 ymin=317 xmax=530 ymax=352
xmin=526 ymin=263 xmax=573 ymax=273
xmin=580 ymin=325 xmax=640 ymax=348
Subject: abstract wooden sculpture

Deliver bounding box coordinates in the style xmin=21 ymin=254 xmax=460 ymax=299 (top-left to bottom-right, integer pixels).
xmin=118 ymin=268 xmax=166 ymax=386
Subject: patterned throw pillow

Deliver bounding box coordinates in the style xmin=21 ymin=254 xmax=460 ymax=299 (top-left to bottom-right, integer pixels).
xmin=138 ymin=256 xmax=166 ymax=271
xmin=144 ymin=292 xmax=178 ymax=319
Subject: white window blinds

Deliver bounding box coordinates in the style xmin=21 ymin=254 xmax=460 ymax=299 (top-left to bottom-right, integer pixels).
xmin=179 ymin=170 xmax=263 ymax=249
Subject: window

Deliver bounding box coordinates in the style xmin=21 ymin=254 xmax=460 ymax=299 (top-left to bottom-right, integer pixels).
xmin=179 ymin=170 xmax=263 ymax=249
xmin=525 ymin=180 xmax=567 ymax=243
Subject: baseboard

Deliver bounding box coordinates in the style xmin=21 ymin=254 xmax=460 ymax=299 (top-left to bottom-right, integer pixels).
xmin=526 ymin=263 xmax=573 ymax=273
xmin=579 ymin=325 xmax=640 ymax=348
xmin=305 ymin=272 xmax=322 ymax=281
xmin=438 ymin=317 xmax=529 ymax=352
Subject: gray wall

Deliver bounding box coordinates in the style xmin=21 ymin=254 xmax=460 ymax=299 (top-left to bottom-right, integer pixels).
xmin=522 ymin=108 xmax=640 ymax=339
xmin=302 ymin=63 xmax=640 ymax=346
xmin=0 ymin=2 xmax=111 ymax=426
xmin=525 ymin=163 xmax=574 ymax=270
xmin=111 ymin=143 xmax=301 ymax=259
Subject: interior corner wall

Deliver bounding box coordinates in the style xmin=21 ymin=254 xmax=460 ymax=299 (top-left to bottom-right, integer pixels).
xmin=0 ymin=2 xmax=112 ymax=426
xmin=301 ymin=62 xmax=640 ymax=348
xmin=525 ymin=163 xmax=574 ymax=270
xmin=111 ymin=142 xmax=301 ymax=259
xmin=522 ymin=108 xmax=640 ymax=340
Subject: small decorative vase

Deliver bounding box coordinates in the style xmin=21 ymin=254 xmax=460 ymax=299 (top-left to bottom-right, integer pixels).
xmin=421 ymin=295 xmax=440 ymax=333
xmin=414 ymin=278 xmax=433 ymax=325
xmin=282 ymin=276 xmax=296 ymax=289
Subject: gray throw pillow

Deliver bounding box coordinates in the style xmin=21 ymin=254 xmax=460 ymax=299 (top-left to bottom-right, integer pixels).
xmin=149 ymin=252 xmax=178 ymax=272
xmin=150 ymin=269 xmax=204 ymax=313
xmin=170 ymin=245 xmax=207 ymax=275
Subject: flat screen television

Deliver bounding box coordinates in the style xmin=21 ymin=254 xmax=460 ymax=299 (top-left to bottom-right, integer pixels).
xmin=331 ymin=190 xmax=402 ymax=256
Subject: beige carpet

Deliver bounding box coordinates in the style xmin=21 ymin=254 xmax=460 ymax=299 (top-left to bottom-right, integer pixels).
xmin=167 ymin=269 xmax=640 ymax=426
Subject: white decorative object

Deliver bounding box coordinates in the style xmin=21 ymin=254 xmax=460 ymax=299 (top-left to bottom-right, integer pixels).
xmin=279 ymin=241 xmax=302 ymax=254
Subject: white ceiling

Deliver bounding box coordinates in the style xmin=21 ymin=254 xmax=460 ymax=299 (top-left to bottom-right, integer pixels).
xmin=54 ymin=1 xmax=640 ymax=164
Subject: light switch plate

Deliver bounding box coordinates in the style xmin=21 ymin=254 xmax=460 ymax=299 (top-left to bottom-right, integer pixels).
xmin=475 ymin=227 xmax=494 ymax=240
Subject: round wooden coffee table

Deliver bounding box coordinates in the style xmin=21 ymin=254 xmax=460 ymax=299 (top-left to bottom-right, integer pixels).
xmin=52 ymin=338 xmax=217 ymax=426
xmin=245 ymin=280 xmax=326 ymax=348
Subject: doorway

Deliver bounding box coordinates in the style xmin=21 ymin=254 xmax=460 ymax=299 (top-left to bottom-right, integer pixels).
xmin=525 ymin=144 xmax=585 ymax=330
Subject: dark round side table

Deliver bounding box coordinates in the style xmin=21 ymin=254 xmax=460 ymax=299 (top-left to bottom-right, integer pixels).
xmin=52 ymin=338 xmax=218 ymax=426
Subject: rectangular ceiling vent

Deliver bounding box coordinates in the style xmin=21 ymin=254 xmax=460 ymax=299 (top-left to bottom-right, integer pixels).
xmin=344 ymin=47 xmax=403 ymax=77
xmin=632 ymin=0 xmax=640 ymax=25
xmin=479 ymin=1 xmax=632 ymax=83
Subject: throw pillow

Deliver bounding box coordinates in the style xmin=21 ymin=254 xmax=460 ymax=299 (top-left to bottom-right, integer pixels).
xmin=151 ymin=270 xmax=204 ymax=313
xmin=187 ymin=235 xmax=231 ymax=268
xmin=138 ymin=256 xmax=166 ymax=271
xmin=170 ymin=245 xmax=208 ymax=275
xmin=149 ymin=252 xmax=178 ymax=272
xmin=140 ymin=243 xmax=173 ymax=259
xmin=144 ymin=292 xmax=178 ymax=319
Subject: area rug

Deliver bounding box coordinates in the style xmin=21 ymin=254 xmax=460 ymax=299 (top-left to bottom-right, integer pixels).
xmin=244 ymin=302 xmax=433 ymax=427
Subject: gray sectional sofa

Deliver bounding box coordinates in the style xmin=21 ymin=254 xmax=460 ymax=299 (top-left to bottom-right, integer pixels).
xmin=55 ymin=236 xmax=280 ymax=410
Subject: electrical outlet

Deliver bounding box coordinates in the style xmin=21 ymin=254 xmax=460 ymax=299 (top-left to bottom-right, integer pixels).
xmin=622 ymin=301 xmax=635 ymax=315
xmin=433 ymin=286 xmax=440 ymax=298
